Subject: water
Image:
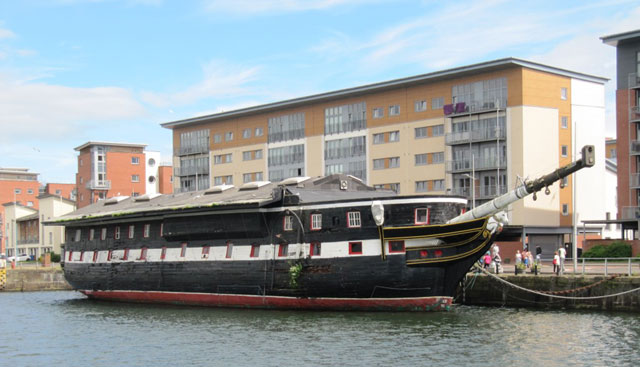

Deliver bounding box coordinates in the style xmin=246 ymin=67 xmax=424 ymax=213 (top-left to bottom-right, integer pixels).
xmin=1 ymin=291 xmax=638 ymax=367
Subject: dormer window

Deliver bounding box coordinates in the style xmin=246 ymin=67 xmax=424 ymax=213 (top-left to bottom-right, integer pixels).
xmin=415 ymin=208 xmax=430 ymax=225
xmin=284 ymin=216 xmax=293 ymax=231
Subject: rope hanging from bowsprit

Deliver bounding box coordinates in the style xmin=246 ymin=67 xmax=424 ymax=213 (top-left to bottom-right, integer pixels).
xmin=474 ymin=264 xmax=640 ymax=300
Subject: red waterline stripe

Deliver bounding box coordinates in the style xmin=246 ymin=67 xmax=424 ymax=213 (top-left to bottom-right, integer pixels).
xmin=80 ymin=290 xmax=452 ymax=312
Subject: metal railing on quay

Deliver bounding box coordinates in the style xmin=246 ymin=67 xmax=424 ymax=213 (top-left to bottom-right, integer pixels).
xmin=491 ymin=257 xmax=640 ymax=276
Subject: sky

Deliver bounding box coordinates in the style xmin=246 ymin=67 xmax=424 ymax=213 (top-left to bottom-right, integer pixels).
xmin=0 ymin=0 xmax=637 ymax=185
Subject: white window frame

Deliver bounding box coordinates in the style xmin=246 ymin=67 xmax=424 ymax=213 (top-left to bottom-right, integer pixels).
xmin=131 ymin=157 xmax=140 ymax=165
xmin=114 ymin=226 xmax=121 ymax=240
xmin=132 ymin=174 xmax=140 ymax=182
xmin=89 ymin=229 xmax=95 ymax=240
xmin=128 ymin=225 xmax=135 ymax=239
xmin=101 ymin=228 xmax=107 ymax=240
xmin=373 ymin=107 xmax=383 ymax=119
xmin=74 ymin=229 xmax=81 ymax=242
xmin=284 ymin=216 xmax=293 ymax=231
xmin=243 ymin=128 xmax=251 ymax=139
xmin=415 ymin=208 xmax=430 ymax=225
xmin=389 ymin=105 xmax=400 ymax=116
xmin=311 ymin=213 xmax=322 ymax=230
xmin=373 ymin=133 xmax=384 ymax=144
xmin=143 ymin=224 xmax=150 ymax=238
xmin=347 ymin=211 xmax=361 ymax=228
xmin=561 ymin=116 xmax=568 ymax=129
xmin=561 ymin=87 xmax=568 ymax=100
xmin=389 ymin=131 xmax=399 ymax=142
xmin=415 ymin=100 xmax=427 ymax=112
xmin=415 ymin=127 xmax=427 ymax=139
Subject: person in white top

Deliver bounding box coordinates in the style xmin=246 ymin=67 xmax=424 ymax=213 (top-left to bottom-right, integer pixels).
xmin=558 ymin=246 xmax=567 ymax=274
xmin=515 ymin=250 xmax=522 ymax=265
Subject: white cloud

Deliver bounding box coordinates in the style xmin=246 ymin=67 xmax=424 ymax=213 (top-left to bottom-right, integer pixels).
xmin=0 ymin=27 xmax=15 ymax=39
xmin=0 ymin=75 xmax=146 ymax=143
xmin=140 ymin=60 xmax=262 ymax=108
xmin=202 ymin=0 xmax=373 ymax=14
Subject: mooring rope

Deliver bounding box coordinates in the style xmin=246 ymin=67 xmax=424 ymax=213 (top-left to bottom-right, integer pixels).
xmin=474 ymin=264 xmax=640 ymax=300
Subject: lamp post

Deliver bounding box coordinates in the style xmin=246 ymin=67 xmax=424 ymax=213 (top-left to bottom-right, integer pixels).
xmin=462 ymin=154 xmax=476 ymax=209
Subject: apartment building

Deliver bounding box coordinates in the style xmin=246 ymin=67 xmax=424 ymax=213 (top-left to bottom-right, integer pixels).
xmin=43 ymin=183 xmax=76 ymax=201
xmin=3 ymin=194 xmax=75 ymax=258
xmin=0 ymin=168 xmax=40 ymax=254
xmin=75 ymin=142 xmax=173 ymax=208
xmin=162 ymin=58 xmax=606 ymax=250
xmin=602 ymin=30 xmax=640 ymax=221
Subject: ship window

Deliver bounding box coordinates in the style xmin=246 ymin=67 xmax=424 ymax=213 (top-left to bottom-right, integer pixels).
xmin=101 ymin=228 xmax=107 ymax=240
xmin=415 ymin=208 xmax=430 ymax=225
xmin=284 ymin=216 xmax=293 ymax=231
xmin=123 ymin=248 xmax=129 ymax=261
xmin=92 ymin=251 xmax=98 ymax=263
xmin=68 ymin=251 xmax=73 ymax=261
xmin=114 ymin=226 xmax=121 ymax=240
xmin=202 ymin=246 xmax=210 ymax=258
xmin=161 ymin=246 xmax=167 ymax=260
xmin=89 ymin=229 xmax=95 ymax=240
xmin=74 ymin=229 xmax=81 ymax=242
xmin=349 ymin=242 xmax=362 ymax=255
xmin=180 ymin=243 xmax=187 ymax=257
xmin=143 ymin=224 xmax=150 ymax=238
xmin=388 ymin=241 xmax=405 ymax=253
xmin=225 ymin=242 xmax=233 ymax=258
xmin=140 ymin=247 xmax=148 ymax=260
xmin=332 ymin=216 xmax=340 ymax=226
xmin=160 ymin=223 xmax=164 ymax=237
xmin=347 ymin=211 xmax=361 ymax=228
xmin=278 ymin=243 xmax=288 ymax=257
xmin=79 ymin=251 xmax=84 ymax=262
xmin=250 ymin=244 xmax=260 ymax=258
xmin=107 ymin=250 xmax=113 ymax=261
xmin=310 ymin=242 xmax=321 ymax=257
xmin=128 ymin=225 xmax=135 ymax=239
xmin=310 ymin=213 xmax=322 ymax=230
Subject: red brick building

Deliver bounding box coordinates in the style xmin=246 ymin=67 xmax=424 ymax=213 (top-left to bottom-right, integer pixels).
xmin=0 ymin=168 xmax=40 ymax=254
xmin=44 ymin=183 xmax=76 ymax=201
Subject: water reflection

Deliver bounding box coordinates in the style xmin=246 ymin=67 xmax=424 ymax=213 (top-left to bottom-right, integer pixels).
xmin=1 ymin=291 xmax=638 ymax=367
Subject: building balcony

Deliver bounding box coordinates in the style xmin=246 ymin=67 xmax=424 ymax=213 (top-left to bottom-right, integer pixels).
xmin=174 ymin=166 xmax=209 ymax=177
xmin=445 ymin=157 xmax=507 ymax=173
xmin=477 ymin=185 xmax=508 ymax=199
xmin=178 ymin=145 xmax=209 ymax=156
xmin=621 ymin=206 xmax=640 ymax=220
xmin=86 ymin=180 xmax=111 ymax=190
xmin=630 ymin=106 xmax=640 ymax=123
xmin=630 ymin=140 xmax=640 ymax=156
xmin=450 ymin=187 xmax=471 ymax=197
xmin=18 ymin=238 xmax=39 ymax=245
xmin=445 ymin=128 xmax=506 ymax=145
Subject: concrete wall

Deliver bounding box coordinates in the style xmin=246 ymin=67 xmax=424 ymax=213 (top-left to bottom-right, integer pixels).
xmin=2 ymin=268 xmax=72 ymax=292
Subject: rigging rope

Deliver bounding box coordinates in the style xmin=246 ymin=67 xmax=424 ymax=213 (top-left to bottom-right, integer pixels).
xmin=473 ymin=264 xmax=640 ymax=300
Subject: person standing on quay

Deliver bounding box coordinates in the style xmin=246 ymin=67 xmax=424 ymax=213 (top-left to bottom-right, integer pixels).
xmin=553 ymin=251 xmax=560 ymax=275
xmin=558 ymin=246 xmax=567 ymax=274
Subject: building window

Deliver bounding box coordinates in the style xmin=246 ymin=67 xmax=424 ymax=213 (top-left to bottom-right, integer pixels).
xmin=269 ymin=112 xmax=305 ymax=143
xmin=243 ymin=128 xmax=251 ymax=139
xmin=214 ymin=134 xmax=222 ymax=143
xmin=180 ymin=243 xmax=187 ymax=257
xmin=373 ymin=133 xmax=384 ymax=144
xmin=561 ymin=87 xmax=568 ymax=100
xmin=284 ymin=216 xmax=293 ymax=231
xmin=143 ymin=224 xmax=150 ymax=238
xmin=255 ymin=127 xmax=264 ymax=137
xmin=561 ymin=116 xmax=568 ymax=129
xmin=415 ymin=127 xmax=427 ymax=139
xmin=388 ymin=240 xmax=405 ymax=253
xmin=372 ymin=107 xmax=383 ymax=119
xmin=389 ymin=105 xmax=400 ymax=116
xmin=89 ymin=229 xmax=95 ymax=240
xmin=373 ymin=159 xmax=385 ymax=170
xmin=347 ymin=211 xmax=361 ymax=228
xmin=432 ymin=97 xmax=444 ymax=109
xmin=432 ymin=124 xmax=444 ymax=136
xmin=310 ymin=242 xmax=321 ymax=257
xmin=415 ymin=208 xmax=430 ymax=225
xmin=311 ymin=213 xmax=322 ymax=230
xmin=433 ymin=180 xmax=444 ymax=191
xmin=349 ymin=242 xmax=362 ymax=255
xmin=415 ymin=100 xmax=427 ymax=112
xmin=389 ymin=157 xmax=400 ymax=168
xmin=27 ymin=201 xmax=34 ymax=207
xmin=250 ymin=244 xmax=260 ymax=258
xmin=128 ymin=225 xmax=135 ymax=239
xmin=132 ymin=157 xmax=140 ymax=165
xmin=278 ymin=243 xmax=288 ymax=257
xmin=255 ymin=149 xmax=263 ymax=159
xmin=562 ymin=177 xmax=569 ymax=188
xmin=561 ymin=145 xmax=568 ymax=157
xmin=562 ymin=204 xmax=569 ymax=216
xmin=214 ymin=175 xmax=233 ymax=185
xmin=132 ymin=175 xmax=140 ymax=182
xmin=101 ymin=228 xmax=107 ymax=240
xmin=114 ymin=226 xmax=121 ymax=240
xmin=27 ymin=188 xmax=34 ymax=194
xmin=415 ymin=153 xmax=427 ymax=166
xmin=432 ymin=152 xmax=444 ymax=164
xmin=14 ymin=188 xmax=21 ymax=194
xmin=242 ymin=151 xmax=252 ymax=161
xmin=415 ymin=181 xmax=427 ymax=192
xmin=389 ymin=131 xmax=399 ymax=142
xmin=225 ymin=132 xmax=233 ymax=141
